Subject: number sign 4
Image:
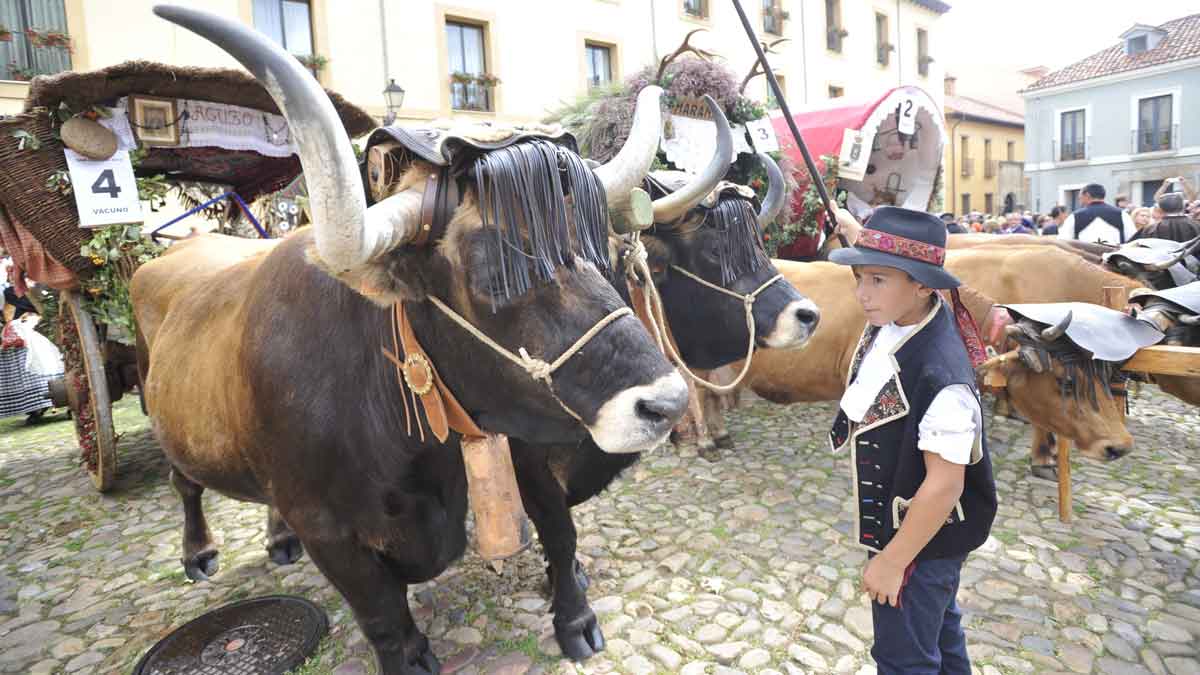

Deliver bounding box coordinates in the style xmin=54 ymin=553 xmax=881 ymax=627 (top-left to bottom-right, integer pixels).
xmin=64 ymin=149 xmax=144 ymax=228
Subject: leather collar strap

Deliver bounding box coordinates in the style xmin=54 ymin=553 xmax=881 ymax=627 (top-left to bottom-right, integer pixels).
xmin=382 ymin=302 xmax=485 ymax=442
xmin=413 ymin=168 xmax=460 ymax=247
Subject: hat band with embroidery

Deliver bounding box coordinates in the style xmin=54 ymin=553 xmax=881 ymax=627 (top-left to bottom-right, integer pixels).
xmin=856 ymin=228 xmax=946 ymax=266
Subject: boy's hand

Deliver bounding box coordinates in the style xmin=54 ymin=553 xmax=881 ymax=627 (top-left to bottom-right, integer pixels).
xmin=863 ymin=554 xmax=905 ymax=607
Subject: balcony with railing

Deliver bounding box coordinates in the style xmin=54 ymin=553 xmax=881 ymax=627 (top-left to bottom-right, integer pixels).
xmin=961 ymin=157 xmax=974 ymax=178
xmin=1055 ymin=138 xmax=1088 ymax=162
xmin=1132 ymin=123 xmax=1179 ymax=154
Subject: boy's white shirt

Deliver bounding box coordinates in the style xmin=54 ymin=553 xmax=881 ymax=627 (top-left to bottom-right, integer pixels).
xmin=839 ymin=320 xmax=981 ymax=465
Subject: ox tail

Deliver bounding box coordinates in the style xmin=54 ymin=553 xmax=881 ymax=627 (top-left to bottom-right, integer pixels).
xmin=135 ymin=323 xmax=149 ymax=416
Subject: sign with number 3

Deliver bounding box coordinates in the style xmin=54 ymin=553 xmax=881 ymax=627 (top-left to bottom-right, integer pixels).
xmin=745 ymin=118 xmax=780 ymax=153
xmin=64 ymin=148 xmax=144 ymax=228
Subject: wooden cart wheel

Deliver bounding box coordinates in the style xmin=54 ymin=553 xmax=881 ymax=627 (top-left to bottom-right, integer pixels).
xmin=60 ymin=290 xmax=117 ymax=492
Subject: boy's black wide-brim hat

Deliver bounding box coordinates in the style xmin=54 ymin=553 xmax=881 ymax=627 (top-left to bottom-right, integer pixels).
xmin=829 ymin=206 xmax=961 ymax=289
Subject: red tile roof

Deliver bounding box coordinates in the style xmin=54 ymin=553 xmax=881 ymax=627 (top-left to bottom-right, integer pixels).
xmin=944 ymin=95 xmax=1024 ymax=127
xmin=1025 ymin=14 xmax=1200 ymax=92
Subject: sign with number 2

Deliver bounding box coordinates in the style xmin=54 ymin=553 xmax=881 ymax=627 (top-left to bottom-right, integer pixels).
xmin=64 ymin=149 xmax=144 ymax=228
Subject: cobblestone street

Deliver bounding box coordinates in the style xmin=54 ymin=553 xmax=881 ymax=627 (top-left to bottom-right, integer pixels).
xmin=0 ymin=388 xmax=1197 ymax=675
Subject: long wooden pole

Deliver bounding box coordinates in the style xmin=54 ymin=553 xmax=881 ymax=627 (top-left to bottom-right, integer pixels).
xmin=728 ymin=0 xmax=843 ymax=244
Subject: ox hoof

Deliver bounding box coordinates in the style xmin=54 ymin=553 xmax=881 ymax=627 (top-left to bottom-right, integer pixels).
xmin=555 ymin=609 xmax=606 ymax=661
xmin=1030 ymin=465 xmax=1058 ymax=481
xmin=183 ymin=549 xmax=220 ymax=582
xmin=698 ymin=444 xmax=721 ymax=463
xmin=267 ymin=535 xmax=305 ymax=566
xmin=714 ymin=434 xmax=735 ymax=450
xmin=405 ymin=639 xmax=440 ymax=675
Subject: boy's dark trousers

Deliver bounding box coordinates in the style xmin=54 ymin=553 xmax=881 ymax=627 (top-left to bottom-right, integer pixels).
xmin=870 ymin=554 xmax=970 ymax=675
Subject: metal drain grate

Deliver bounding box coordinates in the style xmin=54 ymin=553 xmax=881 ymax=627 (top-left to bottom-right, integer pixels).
xmin=132 ymin=595 xmax=328 ymax=675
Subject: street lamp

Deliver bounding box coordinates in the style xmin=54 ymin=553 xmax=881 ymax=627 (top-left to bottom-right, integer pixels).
xmin=382 ymin=79 xmax=405 ymax=126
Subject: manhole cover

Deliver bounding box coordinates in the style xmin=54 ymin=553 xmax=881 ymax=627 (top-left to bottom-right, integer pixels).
xmin=132 ymin=595 xmax=328 ymax=675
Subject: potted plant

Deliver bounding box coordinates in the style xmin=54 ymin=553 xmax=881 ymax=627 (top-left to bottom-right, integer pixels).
xmin=0 ymin=25 xmax=13 ymax=42
xmin=449 ymin=71 xmax=475 ymax=85
xmin=827 ymin=27 xmax=849 ymax=39
xmin=296 ymin=53 xmax=328 ymax=72
xmin=24 ymin=28 xmax=42 ymax=47
xmin=40 ymin=30 xmax=70 ymax=51
xmin=7 ymin=62 xmax=35 ymax=82
xmin=476 ymin=73 xmax=501 ymax=88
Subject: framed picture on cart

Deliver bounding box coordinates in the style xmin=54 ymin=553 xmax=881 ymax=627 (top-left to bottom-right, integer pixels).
xmin=129 ymin=95 xmax=180 ymax=147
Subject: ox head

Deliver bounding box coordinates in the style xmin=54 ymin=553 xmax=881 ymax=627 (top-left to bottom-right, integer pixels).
xmin=637 ymin=128 xmax=820 ymax=369
xmin=1129 ymin=287 xmax=1200 ymax=347
xmin=977 ymin=312 xmax=1133 ymax=461
xmin=1103 ymin=236 xmax=1200 ymax=290
xmin=155 ymin=6 xmax=688 ymax=453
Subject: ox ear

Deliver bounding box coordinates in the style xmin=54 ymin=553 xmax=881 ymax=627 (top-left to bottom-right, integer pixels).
xmin=642 ymin=235 xmax=672 ymax=286
xmin=1016 ymin=345 xmax=1046 ymax=374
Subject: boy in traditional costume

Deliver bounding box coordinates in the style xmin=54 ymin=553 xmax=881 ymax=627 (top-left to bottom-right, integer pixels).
xmin=828 ymin=206 xmax=997 ymax=674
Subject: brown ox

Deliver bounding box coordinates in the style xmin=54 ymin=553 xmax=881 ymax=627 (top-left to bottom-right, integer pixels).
xmin=726 ymin=261 xmax=1133 ymax=472
xmin=943 ymin=246 xmax=1200 ymax=409
xmin=945 ymin=233 xmax=1110 ymax=264
xmin=135 ymin=7 xmax=690 ymax=674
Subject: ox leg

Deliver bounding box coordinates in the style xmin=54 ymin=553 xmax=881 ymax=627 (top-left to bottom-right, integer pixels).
xmin=170 ymin=467 xmax=219 ymax=581
xmin=301 ymin=536 xmax=440 ymax=675
xmin=266 ymin=506 xmax=305 ymax=566
xmin=1031 ymin=427 xmax=1058 ymax=481
xmin=702 ymin=387 xmax=734 ymax=451
xmin=511 ymin=450 xmax=605 ymax=662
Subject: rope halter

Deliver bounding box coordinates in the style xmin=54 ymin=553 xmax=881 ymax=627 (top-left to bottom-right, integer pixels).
xmin=621 ymin=234 xmax=782 ymax=393
xmin=425 ymin=295 xmax=632 ymax=422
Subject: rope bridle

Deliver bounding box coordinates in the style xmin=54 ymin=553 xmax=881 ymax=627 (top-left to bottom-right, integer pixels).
xmin=425 ymin=295 xmax=632 ymax=422
xmin=621 ymin=234 xmax=782 ymax=393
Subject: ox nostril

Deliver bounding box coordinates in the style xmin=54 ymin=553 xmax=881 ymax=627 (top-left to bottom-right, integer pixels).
xmin=1106 ymin=446 xmax=1130 ymax=460
xmin=795 ymin=307 xmax=819 ymax=328
xmin=635 ymin=392 xmax=687 ymax=429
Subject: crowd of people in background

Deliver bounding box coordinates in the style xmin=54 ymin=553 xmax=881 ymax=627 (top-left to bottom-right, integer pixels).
xmin=936 ymin=176 xmax=1200 ymax=245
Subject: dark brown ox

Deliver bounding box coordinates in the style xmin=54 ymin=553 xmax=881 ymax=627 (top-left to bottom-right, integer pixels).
xmin=723 ymin=261 xmax=1133 ymax=473
xmin=506 ymin=152 xmax=821 ymax=660
xmin=134 ymin=7 xmax=688 ymax=674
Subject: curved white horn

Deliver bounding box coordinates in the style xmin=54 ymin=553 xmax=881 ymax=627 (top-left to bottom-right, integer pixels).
xmin=651 ymin=95 xmax=734 ymax=223
xmin=593 ymin=86 xmax=664 ymax=214
xmin=1040 ymin=311 xmax=1073 ymax=342
xmin=1147 ymin=236 xmax=1200 ymax=271
xmin=153 ymin=5 xmax=416 ymax=273
xmin=757 ymin=151 xmax=786 ymax=228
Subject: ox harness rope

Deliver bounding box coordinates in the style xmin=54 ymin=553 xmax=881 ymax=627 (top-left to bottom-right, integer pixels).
xmin=620 ymin=234 xmax=782 ymax=393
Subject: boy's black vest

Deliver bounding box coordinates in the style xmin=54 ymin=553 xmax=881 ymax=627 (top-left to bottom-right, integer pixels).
xmin=829 ymin=300 xmax=997 ymax=561
xmin=1071 ymin=202 xmax=1128 ymax=243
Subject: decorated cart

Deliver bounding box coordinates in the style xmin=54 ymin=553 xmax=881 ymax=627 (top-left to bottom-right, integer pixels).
xmin=0 ymin=61 xmax=373 ymax=491
xmin=767 ymin=85 xmax=947 ymax=259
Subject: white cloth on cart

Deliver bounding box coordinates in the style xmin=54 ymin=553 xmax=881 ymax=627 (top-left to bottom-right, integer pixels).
xmin=9 ymin=318 xmax=63 ymax=376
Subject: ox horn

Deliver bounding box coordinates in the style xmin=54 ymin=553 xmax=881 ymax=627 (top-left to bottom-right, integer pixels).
xmin=153 ymin=5 xmax=416 ymax=273
xmin=1040 ymin=311 xmax=1073 ymax=342
xmin=1180 ymin=314 xmax=1200 ymax=326
xmin=1146 ymin=235 xmax=1200 ymax=271
xmin=756 ymin=151 xmax=786 ymax=228
xmin=650 ymin=95 xmax=734 ymax=224
xmin=593 ymin=86 xmax=665 ymax=216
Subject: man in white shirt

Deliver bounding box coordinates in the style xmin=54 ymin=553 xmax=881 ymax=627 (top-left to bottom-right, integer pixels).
xmin=1058 ymin=183 xmax=1137 ymax=245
